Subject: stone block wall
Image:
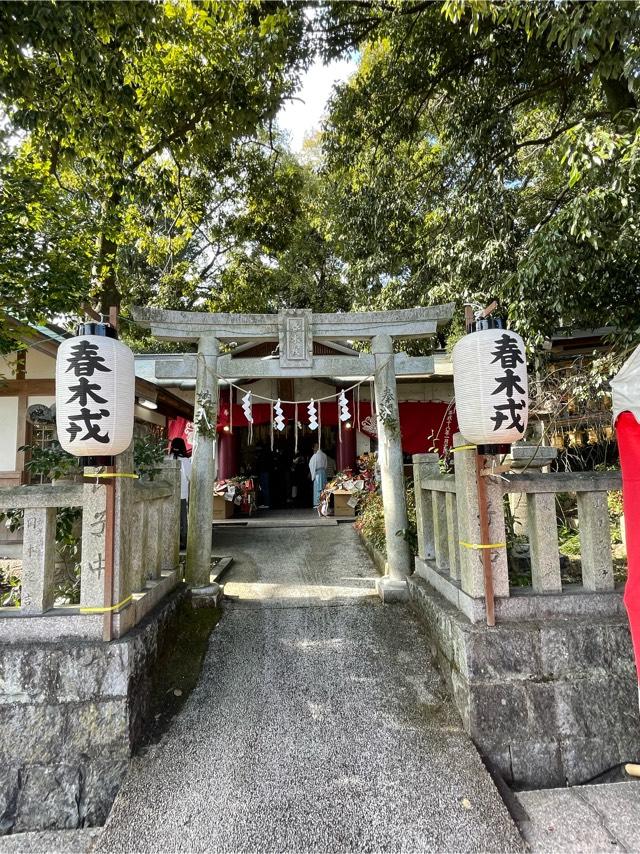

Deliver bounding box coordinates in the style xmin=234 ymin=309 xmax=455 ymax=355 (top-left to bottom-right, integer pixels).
xmin=408 ymin=575 xmax=640 ymax=789
xmin=0 ymin=587 xmax=186 ymax=834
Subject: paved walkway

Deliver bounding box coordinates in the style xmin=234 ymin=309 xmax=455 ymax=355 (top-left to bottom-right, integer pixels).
xmin=95 ymin=525 xmax=523 ymax=853
xmin=516 ymin=781 xmax=640 ymax=852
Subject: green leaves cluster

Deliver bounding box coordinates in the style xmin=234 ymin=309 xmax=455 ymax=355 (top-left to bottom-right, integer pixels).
xmin=0 ymin=0 xmax=309 ymax=341
xmin=319 ymin=0 xmax=640 ymax=349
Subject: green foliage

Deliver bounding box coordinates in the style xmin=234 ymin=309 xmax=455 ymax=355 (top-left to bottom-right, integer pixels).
xmin=319 ymin=0 xmax=640 ymax=349
xmin=0 ymin=0 xmax=309 ymax=330
xmin=134 ymin=434 xmax=167 ymax=480
xmin=356 ymin=490 xmax=387 ymax=556
xmin=355 ymin=480 xmax=418 ymax=558
xmin=20 ymin=441 xmax=81 ymax=482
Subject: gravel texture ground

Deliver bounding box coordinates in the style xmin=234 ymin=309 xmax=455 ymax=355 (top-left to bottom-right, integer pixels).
xmin=95 ymin=525 xmax=524 ymax=853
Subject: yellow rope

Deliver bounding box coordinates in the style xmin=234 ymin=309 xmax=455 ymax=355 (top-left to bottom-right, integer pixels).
xmin=91 ymin=472 xmax=139 ymax=479
xmin=459 ymin=541 xmax=506 ymax=550
xmin=452 ymin=444 xmax=476 ymax=452
xmin=80 ymin=594 xmax=133 ymax=614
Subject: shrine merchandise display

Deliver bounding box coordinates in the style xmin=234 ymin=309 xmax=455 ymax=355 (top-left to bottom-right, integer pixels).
xmin=318 ymin=454 xmax=378 ymax=517
xmin=56 ymin=325 xmax=135 ymax=457
xmin=213 ymin=478 xmax=257 ymax=519
xmin=453 ymin=319 xmax=528 ymax=445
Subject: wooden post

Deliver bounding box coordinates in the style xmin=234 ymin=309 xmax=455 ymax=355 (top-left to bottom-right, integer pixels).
xmin=476 ymin=453 xmax=496 ymax=627
xmin=101 ymin=305 xmax=119 ymax=641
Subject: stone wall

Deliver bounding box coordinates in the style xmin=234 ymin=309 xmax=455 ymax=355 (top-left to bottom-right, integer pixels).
xmin=408 ymin=575 xmax=640 ymax=789
xmin=0 ymin=586 xmax=187 ymax=834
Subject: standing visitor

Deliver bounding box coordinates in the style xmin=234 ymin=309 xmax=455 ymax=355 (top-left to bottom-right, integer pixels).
xmin=169 ymin=437 xmax=191 ymax=550
xmin=309 ymin=443 xmax=328 ymax=508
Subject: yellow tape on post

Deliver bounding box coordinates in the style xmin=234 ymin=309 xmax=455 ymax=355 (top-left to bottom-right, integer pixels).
xmin=91 ymin=473 xmax=139 ymax=479
xmin=459 ymin=541 xmax=506 ymax=550
xmin=80 ymin=594 xmax=133 ymax=615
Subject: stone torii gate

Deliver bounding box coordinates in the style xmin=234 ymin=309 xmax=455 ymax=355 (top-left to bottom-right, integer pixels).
xmin=132 ymin=304 xmax=454 ymax=601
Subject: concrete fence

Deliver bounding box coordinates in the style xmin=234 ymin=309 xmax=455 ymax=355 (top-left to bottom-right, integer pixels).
xmin=408 ymin=433 xmax=637 ymax=789
xmin=0 ymin=453 xmax=182 ymax=641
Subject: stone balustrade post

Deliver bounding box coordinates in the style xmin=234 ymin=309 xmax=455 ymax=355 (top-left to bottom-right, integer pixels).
xmin=509 ymin=444 xmax=558 ymax=537
xmin=129 ymin=501 xmax=145 ymax=593
xmin=432 ymin=491 xmax=449 ymax=572
xmin=527 ymin=493 xmax=562 ymax=593
xmin=145 ymin=499 xmax=161 ymax=582
xmin=21 ymin=507 xmax=57 ymax=614
xmin=453 ymin=433 xmax=509 ymax=599
xmin=412 ymin=453 xmax=439 ymax=561
xmin=577 ymin=491 xmax=614 ymax=591
xmin=158 ymin=458 xmax=181 ymax=572
xmin=445 ymin=492 xmax=460 ymax=581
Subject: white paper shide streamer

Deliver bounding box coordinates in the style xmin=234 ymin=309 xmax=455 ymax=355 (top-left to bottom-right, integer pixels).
xmin=307 ymin=399 xmax=318 ymax=430
xmin=452 ymin=327 xmax=528 ymax=445
xmin=273 ymin=398 xmax=285 ymax=431
xmin=56 ymin=334 xmax=135 ymax=456
xmin=338 ymin=390 xmax=351 ymax=423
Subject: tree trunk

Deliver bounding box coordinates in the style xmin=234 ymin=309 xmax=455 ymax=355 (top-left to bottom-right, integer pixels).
xmin=92 ymin=191 xmax=122 ymax=315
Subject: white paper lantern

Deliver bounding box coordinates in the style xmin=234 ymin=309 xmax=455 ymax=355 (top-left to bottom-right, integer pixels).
xmin=56 ymin=333 xmax=135 ymax=456
xmin=453 ymin=326 xmax=528 ymax=445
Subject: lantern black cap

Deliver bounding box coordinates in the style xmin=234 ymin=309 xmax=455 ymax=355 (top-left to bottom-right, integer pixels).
xmin=466 ymin=316 xmax=505 ymax=334
xmin=76 ymin=322 xmax=118 ymax=339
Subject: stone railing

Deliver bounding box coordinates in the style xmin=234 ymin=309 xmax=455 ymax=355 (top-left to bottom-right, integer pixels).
xmin=0 ymin=455 xmax=181 ymax=640
xmin=412 ymin=435 xmax=624 ymax=623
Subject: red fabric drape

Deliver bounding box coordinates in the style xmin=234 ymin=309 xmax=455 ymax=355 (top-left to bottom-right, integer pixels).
xmin=167 ymin=416 xmax=193 ymax=451
xmin=173 ymin=400 xmax=457 ymax=457
xmin=357 ymin=402 xmax=457 ymax=456
xmin=616 ymin=411 xmax=640 ymax=682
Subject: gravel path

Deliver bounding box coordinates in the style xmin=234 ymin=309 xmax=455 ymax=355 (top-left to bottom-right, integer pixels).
xmin=95 ymin=526 xmax=523 ymax=853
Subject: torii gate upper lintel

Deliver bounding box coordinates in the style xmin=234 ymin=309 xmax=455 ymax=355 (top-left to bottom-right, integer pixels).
xmin=131 ymin=304 xmax=455 ymax=602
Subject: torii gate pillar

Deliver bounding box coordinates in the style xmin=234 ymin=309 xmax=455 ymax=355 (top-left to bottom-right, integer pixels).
xmin=186 ymin=334 xmax=219 ymax=587
xmin=372 ymin=334 xmax=411 ymax=601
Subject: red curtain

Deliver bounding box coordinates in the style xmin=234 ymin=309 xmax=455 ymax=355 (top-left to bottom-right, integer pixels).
xmin=167 ymin=416 xmax=193 ymax=451
xmin=172 ymin=401 xmax=457 ymax=457
xmin=616 ymin=411 xmax=640 ymax=683
xmin=356 ymin=402 xmax=457 ymax=456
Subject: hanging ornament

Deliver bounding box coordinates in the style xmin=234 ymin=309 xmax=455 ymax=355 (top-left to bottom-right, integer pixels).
xmin=452 ymin=318 xmax=528 ymax=446
xmin=56 ymin=324 xmax=135 ymax=457
xmin=274 ymin=398 xmax=285 ymax=431
xmin=241 ymin=390 xmax=253 ymax=444
xmin=308 ymin=398 xmax=318 ymax=430
xmin=338 ymin=389 xmax=351 ymax=422
xmin=241 ymin=390 xmax=253 ymax=424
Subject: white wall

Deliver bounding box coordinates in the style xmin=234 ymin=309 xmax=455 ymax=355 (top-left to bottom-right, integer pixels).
xmin=0 ymin=397 xmax=19 ymax=471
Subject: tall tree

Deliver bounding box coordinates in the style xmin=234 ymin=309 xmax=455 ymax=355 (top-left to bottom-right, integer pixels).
xmin=319 ymin=0 xmax=640 ymax=349
xmin=0 ymin=0 xmax=308 ymax=329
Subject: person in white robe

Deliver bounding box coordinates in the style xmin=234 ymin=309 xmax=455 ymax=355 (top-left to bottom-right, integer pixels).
xmin=309 ymin=444 xmax=328 ymax=508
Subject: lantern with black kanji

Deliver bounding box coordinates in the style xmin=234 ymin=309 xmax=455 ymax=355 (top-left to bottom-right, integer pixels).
xmin=452 ymin=318 xmax=529 ymax=446
xmin=55 ymin=323 xmax=135 ymax=457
